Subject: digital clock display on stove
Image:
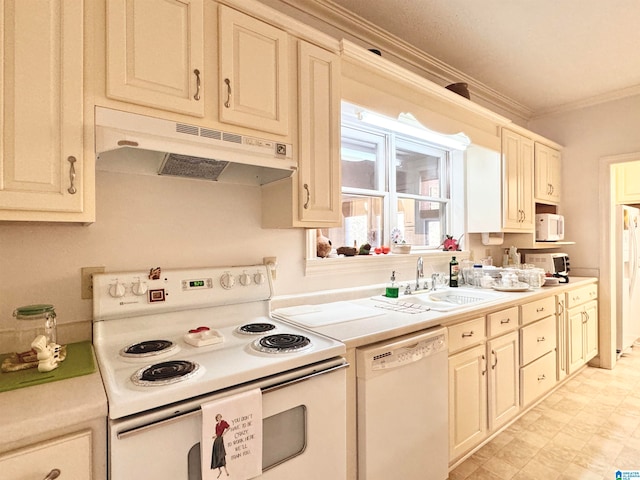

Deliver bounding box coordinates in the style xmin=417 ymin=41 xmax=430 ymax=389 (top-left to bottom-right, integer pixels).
xmin=182 ymin=278 xmax=212 ymax=290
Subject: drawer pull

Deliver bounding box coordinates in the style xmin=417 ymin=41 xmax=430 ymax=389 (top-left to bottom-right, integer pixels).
xmin=536 ymin=307 xmax=545 ymax=313
xmin=537 ymin=374 xmax=546 ymax=382
xmin=43 ymin=469 xmax=61 ymax=480
xmin=537 ymin=336 xmax=546 ymax=343
xmin=500 ymin=318 xmax=511 ymax=324
xmin=461 ymin=331 xmax=474 ymax=338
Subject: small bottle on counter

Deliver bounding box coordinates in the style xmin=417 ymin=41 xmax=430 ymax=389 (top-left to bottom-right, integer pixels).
xmin=385 ymin=271 xmax=399 ymax=298
xmin=472 ymin=265 xmax=483 ymax=288
xmin=450 ymin=257 xmax=459 ymax=287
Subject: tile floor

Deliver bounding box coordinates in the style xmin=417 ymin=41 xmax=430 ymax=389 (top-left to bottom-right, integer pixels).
xmin=449 ymin=348 xmax=640 ymax=480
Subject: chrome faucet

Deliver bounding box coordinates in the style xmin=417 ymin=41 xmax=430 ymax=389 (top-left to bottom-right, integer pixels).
xmin=416 ymin=256 xmax=424 ymax=291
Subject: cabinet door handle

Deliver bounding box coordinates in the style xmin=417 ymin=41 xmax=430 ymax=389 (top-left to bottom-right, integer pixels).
xmin=43 ymin=469 xmax=61 ymax=480
xmin=537 ymin=336 xmax=546 ymax=343
xmin=224 ymin=78 xmax=232 ymax=108
xmin=491 ymin=350 xmax=498 ymax=370
xmin=461 ymin=331 xmax=474 ymax=338
xmin=558 ymin=300 xmax=565 ymax=315
xmin=481 ymin=354 xmax=486 ymax=376
xmin=193 ymin=69 xmax=201 ymax=101
xmin=303 ymin=184 xmax=310 ymax=209
xmin=67 ymin=156 xmax=77 ymax=194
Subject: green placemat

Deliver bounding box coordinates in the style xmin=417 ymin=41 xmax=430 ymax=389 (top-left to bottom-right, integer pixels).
xmin=0 ymin=341 xmax=96 ymax=393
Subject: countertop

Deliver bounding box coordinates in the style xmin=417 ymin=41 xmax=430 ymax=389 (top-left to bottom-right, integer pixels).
xmin=0 ymin=356 xmax=108 ymax=459
xmin=273 ymin=277 xmax=598 ymax=349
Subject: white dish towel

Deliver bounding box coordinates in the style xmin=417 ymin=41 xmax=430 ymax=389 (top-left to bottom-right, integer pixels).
xmin=201 ymin=388 xmax=263 ymax=480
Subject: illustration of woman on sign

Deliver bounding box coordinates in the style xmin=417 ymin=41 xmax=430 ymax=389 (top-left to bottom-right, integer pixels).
xmin=211 ymin=413 xmax=230 ymax=478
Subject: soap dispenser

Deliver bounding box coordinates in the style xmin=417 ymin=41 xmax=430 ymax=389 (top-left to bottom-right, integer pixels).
xmin=385 ymin=271 xmax=399 ymax=298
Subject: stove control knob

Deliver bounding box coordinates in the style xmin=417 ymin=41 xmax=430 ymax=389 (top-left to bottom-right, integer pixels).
xmin=220 ymin=272 xmax=236 ymax=290
xmin=239 ymin=272 xmax=252 ymax=286
xmin=254 ymin=271 xmax=266 ymax=285
xmin=108 ymin=280 xmax=126 ymax=298
xmin=132 ymin=279 xmax=148 ymax=296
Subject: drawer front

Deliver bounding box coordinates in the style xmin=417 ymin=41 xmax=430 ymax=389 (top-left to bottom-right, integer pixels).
xmin=520 ymin=296 xmax=556 ymax=325
xmin=448 ymin=317 xmax=486 ymax=354
xmin=566 ymin=284 xmax=598 ymax=309
xmin=520 ymin=350 xmax=557 ymax=406
xmin=487 ymin=307 xmax=519 ymax=337
xmin=520 ymin=315 xmax=557 ymax=365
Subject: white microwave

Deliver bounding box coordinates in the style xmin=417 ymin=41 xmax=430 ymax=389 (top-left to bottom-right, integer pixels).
xmin=535 ymin=213 xmax=564 ymax=241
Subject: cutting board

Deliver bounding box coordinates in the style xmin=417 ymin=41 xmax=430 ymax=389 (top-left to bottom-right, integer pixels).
xmin=273 ymin=302 xmax=384 ymax=327
xmin=0 ymin=341 xmax=96 ymax=393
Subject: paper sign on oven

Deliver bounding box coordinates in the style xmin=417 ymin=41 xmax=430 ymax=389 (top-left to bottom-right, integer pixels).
xmin=201 ymin=389 xmax=263 ymax=480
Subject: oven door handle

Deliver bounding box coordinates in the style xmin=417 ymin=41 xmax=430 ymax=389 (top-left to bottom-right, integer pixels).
xmin=261 ymin=361 xmax=349 ymax=394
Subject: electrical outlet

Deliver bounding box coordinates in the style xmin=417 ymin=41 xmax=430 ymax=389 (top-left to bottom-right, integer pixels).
xmin=81 ymin=266 xmax=105 ymax=299
xmin=263 ymin=257 xmax=277 ymax=280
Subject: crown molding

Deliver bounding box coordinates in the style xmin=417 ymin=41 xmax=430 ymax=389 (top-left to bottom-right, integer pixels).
xmin=271 ymin=0 xmax=534 ymax=122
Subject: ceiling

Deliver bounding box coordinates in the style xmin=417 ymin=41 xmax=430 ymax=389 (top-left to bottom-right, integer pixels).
xmin=321 ymin=0 xmax=640 ymax=118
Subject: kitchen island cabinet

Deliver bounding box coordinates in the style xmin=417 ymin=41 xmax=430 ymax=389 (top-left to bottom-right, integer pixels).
xmin=0 ymin=0 xmax=92 ymax=222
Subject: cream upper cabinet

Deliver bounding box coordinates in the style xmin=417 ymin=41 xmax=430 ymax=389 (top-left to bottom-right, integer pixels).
xmin=219 ymin=5 xmax=289 ymax=135
xmin=106 ymin=0 xmax=205 ymax=117
xmin=262 ymin=40 xmax=341 ymax=228
xmin=534 ymin=142 xmax=561 ymax=204
xmin=502 ymin=128 xmax=534 ymax=231
xmin=616 ymin=161 xmax=640 ymax=204
xmin=0 ymin=430 xmax=92 ymax=479
xmin=0 ymin=0 xmax=88 ymax=220
xmin=297 ymin=41 xmax=341 ymax=225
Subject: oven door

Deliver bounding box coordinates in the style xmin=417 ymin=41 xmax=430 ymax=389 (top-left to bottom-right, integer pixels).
xmin=108 ymin=360 xmax=347 ymax=480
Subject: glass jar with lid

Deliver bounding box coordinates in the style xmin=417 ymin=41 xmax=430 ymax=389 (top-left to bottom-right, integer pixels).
xmin=13 ymin=304 xmax=57 ymax=353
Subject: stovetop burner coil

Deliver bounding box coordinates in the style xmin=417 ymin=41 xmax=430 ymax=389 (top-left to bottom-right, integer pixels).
xmin=252 ymin=333 xmax=312 ymax=354
xmin=131 ymin=360 xmax=200 ymax=386
xmin=237 ymin=322 xmax=277 ymax=335
xmin=120 ymin=340 xmax=176 ymax=357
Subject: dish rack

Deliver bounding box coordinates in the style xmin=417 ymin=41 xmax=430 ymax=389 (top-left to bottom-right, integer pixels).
xmin=429 ymin=293 xmax=487 ymax=305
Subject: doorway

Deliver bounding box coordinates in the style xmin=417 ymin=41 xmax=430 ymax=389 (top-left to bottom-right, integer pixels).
xmin=599 ymin=155 xmax=640 ymax=369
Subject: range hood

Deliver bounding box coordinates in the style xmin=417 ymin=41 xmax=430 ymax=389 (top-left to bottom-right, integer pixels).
xmin=95 ymin=107 xmax=296 ymax=186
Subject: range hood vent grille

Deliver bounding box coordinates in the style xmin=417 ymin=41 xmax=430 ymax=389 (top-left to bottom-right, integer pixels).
xmin=159 ymin=154 xmax=230 ymax=181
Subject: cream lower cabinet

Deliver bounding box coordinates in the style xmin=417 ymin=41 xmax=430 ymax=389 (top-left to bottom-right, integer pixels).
xmin=1 ymin=0 xmax=89 ymax=220
xmin=449 ymin=309 xmax=519 ymax=462
xmin=566 ymin=284 xmax=598 ymax=373
xmin=519 ymin=296 xmax=557 ymax=407
xmin=106 ymin=0 xmax=205 ymax=117
xmin=0 ymin=430 xmax=92 ymax=479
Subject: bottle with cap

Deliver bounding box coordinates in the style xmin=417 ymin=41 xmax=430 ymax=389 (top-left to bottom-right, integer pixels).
xmin=450 ymin=257 xmax=459 ymax=287
xmin=385 ymin=271 xmax=400 ymax=298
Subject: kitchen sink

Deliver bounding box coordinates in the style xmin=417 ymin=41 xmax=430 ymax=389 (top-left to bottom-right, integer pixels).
xmin=399 ymin=287 xmax=504 ymax=311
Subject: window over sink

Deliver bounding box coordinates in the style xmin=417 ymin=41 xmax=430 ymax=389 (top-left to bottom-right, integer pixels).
xmin=307 ymin=102 xmax=469 ymax=268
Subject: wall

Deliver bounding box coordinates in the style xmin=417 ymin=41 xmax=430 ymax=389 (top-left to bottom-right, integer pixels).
xmin=528 ymin=94 xmax=640 ymax=276
xmin=0 ymin=169 xmax=458 ymax=351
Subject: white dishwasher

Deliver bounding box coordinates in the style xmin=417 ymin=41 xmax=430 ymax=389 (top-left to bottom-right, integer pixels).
xmin=356 ymin=326 xmax=448 ymax=480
